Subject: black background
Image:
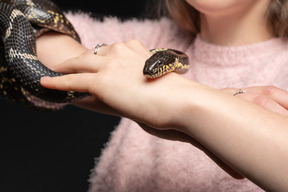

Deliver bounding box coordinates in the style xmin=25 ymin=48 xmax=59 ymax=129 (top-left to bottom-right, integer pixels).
xmin=0 ymin=0 xmax=148 ymax=191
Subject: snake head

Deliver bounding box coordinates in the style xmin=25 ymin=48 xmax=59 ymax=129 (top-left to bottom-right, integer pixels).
xmin=143 ymin=51 xmax=175 ymax=78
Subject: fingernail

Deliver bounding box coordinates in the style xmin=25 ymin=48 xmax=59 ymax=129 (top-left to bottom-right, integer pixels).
xmin=40 ymin=76 xmax=50 ymax=84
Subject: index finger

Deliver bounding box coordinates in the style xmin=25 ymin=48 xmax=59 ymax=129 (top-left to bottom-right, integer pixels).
xmin=52 ymin=49 xmax=105 ymax=74
xmin=40 ymin=73 xmax=94 ymax=93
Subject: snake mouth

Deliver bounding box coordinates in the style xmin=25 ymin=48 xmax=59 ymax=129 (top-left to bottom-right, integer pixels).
xmin=144 ymin=72 xmax=161 ymax=79
xmin=143 ymin=65 xmax=174 ymax=79
xmin=143 ymin=67 xmax=162 ymax=79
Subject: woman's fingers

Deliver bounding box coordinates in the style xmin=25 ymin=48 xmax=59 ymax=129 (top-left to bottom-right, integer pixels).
xmin=40 ymin=40 xmax=150 ymax=99
xmin=222 ymin=87 xmax=288 ymax=116
xmin=257 ymin=86 xmax=288 ymax=110
xmin=50 ymin=40 xmax=151 ymax=75
xmin=51 ymin=49 xmax=105 ymax=74
xmin=41 ymin=73 xmax=94 ymax=92
xmin=224 ymin=86 xmax=288 ymax=107
xmin=253 ymin=96 xmax=288 ymax=116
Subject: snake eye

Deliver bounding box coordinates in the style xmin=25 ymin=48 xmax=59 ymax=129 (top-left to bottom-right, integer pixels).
xmin=157 ymin=60 xmax=163 ymax=66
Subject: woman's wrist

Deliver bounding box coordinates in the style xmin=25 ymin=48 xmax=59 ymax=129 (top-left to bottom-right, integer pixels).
xmin=164 ymin=77 xmax=214 ymax=131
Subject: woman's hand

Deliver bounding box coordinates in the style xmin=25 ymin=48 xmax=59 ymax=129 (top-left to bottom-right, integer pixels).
xmin=221 ymin=86 xmax=288 ymax=116
xmin=36 ymin=33 xmax=123 ymax=116
xmin=40 ymin=40 xmax=196 ymax=130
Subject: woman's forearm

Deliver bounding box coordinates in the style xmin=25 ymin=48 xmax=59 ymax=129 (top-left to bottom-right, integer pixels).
xmin=38 ymin=38 xmax=288 ymax=191
xmin=180 ymin=82 xmax=288 ymax=191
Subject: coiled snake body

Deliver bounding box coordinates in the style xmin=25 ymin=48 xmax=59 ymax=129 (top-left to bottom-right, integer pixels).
xmin=0 ymin=0 xmax=189 ymax=109
xmin=0 ymin=0 xmax=83 ymax=109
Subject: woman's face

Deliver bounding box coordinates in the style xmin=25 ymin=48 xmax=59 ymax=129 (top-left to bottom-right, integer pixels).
xmin=185 ymin=0 xmax=268 ymax=16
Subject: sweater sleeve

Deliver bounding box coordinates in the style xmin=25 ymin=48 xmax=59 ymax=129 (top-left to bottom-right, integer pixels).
xmin=65 ymin=12 xmax=191 ymax=51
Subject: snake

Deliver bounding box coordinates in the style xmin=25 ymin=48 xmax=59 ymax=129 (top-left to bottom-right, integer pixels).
xmin=144 ymin=48 xmax=189 ymax=79
xmin=0 ymin=0 xmax=189 ymax=109
xmin=0 ymin=0 xmax=84 ymax=109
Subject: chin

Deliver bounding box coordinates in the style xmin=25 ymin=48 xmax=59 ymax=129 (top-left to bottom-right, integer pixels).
xmin=185 ymin=0 xmax=249 ymax=15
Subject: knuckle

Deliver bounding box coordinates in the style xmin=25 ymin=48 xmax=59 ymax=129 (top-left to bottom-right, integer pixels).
xmin=262 ymin=86 xmax=278 ymax=97
xmin=110 ymin=42 xmax=126 ymax=52
xmin=253 ymin=95 xmax=271 ymax=107
xmin=60 ymin=76 xmax=71 ymax=89
xmin=126 ymin=39 xmax=143 ymax=46
xmin=50 ymin=77 xmax=61 ymax=89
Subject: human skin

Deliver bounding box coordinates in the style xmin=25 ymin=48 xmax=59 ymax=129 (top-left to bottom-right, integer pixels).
xmin=38 ymin=0 xmax=288 ymax=191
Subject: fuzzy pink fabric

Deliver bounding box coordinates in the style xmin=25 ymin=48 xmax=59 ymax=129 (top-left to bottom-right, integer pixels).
xmin=66 ymin=13 xmax=288 ymax=192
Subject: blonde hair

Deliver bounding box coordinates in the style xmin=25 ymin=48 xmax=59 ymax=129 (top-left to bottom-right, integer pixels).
xmin=164 ymin=0 xmax=288 ymax=38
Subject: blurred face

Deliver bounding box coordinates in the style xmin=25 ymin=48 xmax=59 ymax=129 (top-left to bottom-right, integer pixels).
xmin=185 ymin=0 xmax=267 ymax=16
xmin=184 ymin=0 xmax=272 ymax=45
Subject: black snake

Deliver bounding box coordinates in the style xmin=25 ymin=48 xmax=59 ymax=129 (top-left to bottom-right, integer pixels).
xmin=0 ymin=0 xmax=189 ymax=109
xmin=144 ymin=48 xmax=189 ymax=78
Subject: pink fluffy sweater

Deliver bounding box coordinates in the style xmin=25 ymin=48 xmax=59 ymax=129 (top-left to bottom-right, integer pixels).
xmin=66 ymin=13 xmax=288 ymax=192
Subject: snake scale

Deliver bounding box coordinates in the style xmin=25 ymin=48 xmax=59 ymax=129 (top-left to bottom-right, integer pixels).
xmin=0 ymin=0 xmax=189 ymax=109
xmin=0 ymin=0 xmax=84 ymax=109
